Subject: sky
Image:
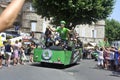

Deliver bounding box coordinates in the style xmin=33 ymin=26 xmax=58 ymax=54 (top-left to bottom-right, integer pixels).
xmin=109 ymin=0 xmax=120 ymax=22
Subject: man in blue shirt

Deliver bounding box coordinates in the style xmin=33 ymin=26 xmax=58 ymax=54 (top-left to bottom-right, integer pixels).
xmin=114 ymin=49 xmax=120 ymax=71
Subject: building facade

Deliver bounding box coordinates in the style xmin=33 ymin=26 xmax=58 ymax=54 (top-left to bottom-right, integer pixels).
xmin=0 ymin=0 xmax=46 ymax=39
xmin=0 ymin=0 xmax=23 ymax=32
xmin=0 ymin=0 xmax=105 ymax=43
xmin=75 ymin=20 xmax=105 ymax=44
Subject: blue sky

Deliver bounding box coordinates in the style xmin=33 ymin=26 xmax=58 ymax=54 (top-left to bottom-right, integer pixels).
xmin=109 ymin=0 xmax=120 ymax=22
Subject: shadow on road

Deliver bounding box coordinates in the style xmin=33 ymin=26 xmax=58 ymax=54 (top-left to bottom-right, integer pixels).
xmin=89 ymin=65 xmax=105 ymax=70
xmin=109 ymin=71 xmax=120 ymax=77
xmin=29 ymin=62 xmax=79 ymax=69
xmin=91 ymin=65 xmax=120 ymax=77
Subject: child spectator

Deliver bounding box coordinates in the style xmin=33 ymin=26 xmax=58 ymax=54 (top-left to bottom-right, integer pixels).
xmin=20 ymin=47 xmax=27 ymax=65
xmin=103 ymin=47 xmax=111 ymax=69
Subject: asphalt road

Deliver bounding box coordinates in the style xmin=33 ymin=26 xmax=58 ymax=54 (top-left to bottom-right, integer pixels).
xmin=0 ymin=60 xmax=120 ymax=80
xmin=64 ymin=60 xmax=120 ymax=80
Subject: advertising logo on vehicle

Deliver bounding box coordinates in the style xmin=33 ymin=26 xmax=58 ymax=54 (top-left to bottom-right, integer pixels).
xmin=42 ymin=49 xmax=52 ymax=60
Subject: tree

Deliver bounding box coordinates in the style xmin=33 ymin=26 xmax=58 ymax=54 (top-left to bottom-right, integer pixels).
xmin=105 ymin=19 xmax=120 ymax=41
xmin=33 ymin=0 xmax=115 ymax=28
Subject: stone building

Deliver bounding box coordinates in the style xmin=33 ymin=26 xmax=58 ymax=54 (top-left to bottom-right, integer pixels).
xmin=0 ymin=0 xmax=23 ymax=32
xmin=21 ymin=0 xmax=44 ymax=39
xmin=0 ymin=0 xmax=105 ymax=43
xmin=75 ymin=20 xmax=105 ymax=44
xmin=0 ymin=0 xmax=46 ymax=39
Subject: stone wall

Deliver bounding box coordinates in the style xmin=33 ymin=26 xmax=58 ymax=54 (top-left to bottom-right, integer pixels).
xmin=0 ymin=0 xmax=105 ymax=42
xmin=75 ymin=20 xmax=105 ymax=44
xmin=21 ymin=11 xmax=44 ymax=39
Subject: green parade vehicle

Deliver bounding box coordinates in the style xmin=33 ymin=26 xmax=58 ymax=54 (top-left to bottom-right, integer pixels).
xmin=33 ymin=37 xmax=83 ymax=66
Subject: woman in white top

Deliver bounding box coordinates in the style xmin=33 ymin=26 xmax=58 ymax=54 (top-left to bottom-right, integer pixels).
xmin=97 ymin=48 xmax=104 ymax=67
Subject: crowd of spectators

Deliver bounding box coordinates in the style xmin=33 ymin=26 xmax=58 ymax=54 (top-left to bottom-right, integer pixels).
xmin=0 ymin=39 xmax=36 ymax=69
xmin=82 ymin=46 xmax=120 ymax=72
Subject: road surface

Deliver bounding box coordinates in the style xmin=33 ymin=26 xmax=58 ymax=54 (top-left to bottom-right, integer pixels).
xmin=0 ymin=59 xmax=120 ymax=80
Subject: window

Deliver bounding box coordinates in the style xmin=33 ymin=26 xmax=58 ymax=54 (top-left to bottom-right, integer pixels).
xmin=82 ymin=28 xmax=85 ymax=37
xmin=31 ymin=21 xmax=37 ymax=32
xmin=92 ymin=30 xmax=96 ymax=38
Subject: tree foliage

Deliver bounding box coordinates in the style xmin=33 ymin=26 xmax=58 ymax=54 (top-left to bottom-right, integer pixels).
xmin=33 ymin=0 xmax=115 ymax=28
xmin=105 ymin=19 xmax=120 ymax=41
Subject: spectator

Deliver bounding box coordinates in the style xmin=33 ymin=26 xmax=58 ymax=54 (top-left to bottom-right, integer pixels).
xmin=114 ymin=48 xmax=120 ymax=71
xmin=20 ymin=47 xmax=27 ymax=65
xmin=109 ymin=48 xmax=115 ymax=70
xmin=83 ymin=48 xmax=88 ymax=59
xmin=0 ymin=45 xmax=5 ymax=68
xmin=18 ymin=39 xmax=23 ymax=62
xmin=5 ymin=40 xmax=12 ymax=67
xmin=29 ymin=42 xmax=36 ymax=63
xmin=18 ymin=39 xmax=22 ymax=50
xmin=97 ymin=48 xmax=104 ymax=68
xmin=13 ymin=40 xmax=19 ymax=66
